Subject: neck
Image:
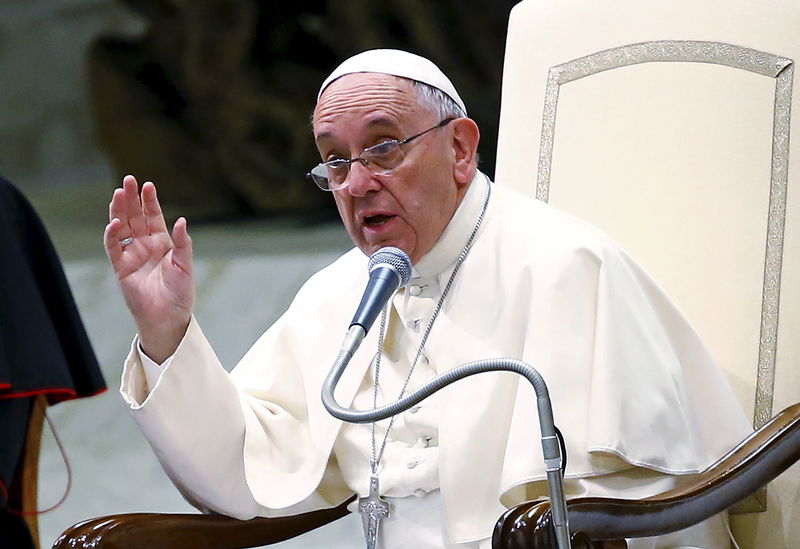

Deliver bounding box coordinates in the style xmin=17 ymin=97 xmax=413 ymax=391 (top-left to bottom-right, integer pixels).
xmin=413 ymin=172 xmax=489 ymax=279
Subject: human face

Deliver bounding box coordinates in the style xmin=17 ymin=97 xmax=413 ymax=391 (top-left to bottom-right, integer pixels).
xmin=313 ymin=73 xmax=465 ymax=264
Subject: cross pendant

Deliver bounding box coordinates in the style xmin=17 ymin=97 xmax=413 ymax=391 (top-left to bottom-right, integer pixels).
xmin=358 ymin=474 xmax=390 ymax=549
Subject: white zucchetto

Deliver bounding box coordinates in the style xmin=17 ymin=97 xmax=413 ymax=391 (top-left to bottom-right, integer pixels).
xmin=317 ymin=49 xmax=467 ymax=115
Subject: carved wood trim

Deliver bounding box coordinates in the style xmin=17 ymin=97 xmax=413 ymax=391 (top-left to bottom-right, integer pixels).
xmin=494 ymin=402 xmax=800 ymax=546
xmin=53 ymin=496 xmax=354 ymax=549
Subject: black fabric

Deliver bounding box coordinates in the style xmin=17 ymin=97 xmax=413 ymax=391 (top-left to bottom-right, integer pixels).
xmin=0 ymin=397 xmax=32 ymax=500
xmin=0 ymin=508 xmax=35 ymax=549
xmin=0 ymin=176 xmax=105 ymax=403
xmin=0 ymin=398 xmax=34 ymax=549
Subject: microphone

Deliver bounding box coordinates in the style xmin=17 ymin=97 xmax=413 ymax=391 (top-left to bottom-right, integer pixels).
xmin=350 ymin=246 xmax=412 ymax=333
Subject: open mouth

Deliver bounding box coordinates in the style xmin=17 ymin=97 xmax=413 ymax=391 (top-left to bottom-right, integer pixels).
xmin=365 ymin=214 xmax=395 ymax=227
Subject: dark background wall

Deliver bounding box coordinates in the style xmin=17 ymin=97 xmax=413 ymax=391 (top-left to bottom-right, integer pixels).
xmin=88 ymin=0 xmax=519 ymax=221
xmin=2 ymin=0 xmax=519 ymax=229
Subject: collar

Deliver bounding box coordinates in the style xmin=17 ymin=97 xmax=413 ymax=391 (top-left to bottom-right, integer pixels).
xmin=412 ymin=172 xmax=490 ymax=281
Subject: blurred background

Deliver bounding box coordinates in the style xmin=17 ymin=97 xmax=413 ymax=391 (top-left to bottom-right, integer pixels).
xmin=0 ymin=0 xmax=518 ymax=546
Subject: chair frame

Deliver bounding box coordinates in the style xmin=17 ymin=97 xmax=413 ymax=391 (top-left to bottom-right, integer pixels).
xmin=52 ymin=402 xmax=800 ymax=548
xmin=7 ymin=394 xmax=47 ymax=549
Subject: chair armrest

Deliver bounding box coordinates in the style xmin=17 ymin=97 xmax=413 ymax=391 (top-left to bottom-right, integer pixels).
xmin=493 ymin=403 xmax=800 ymax=547
xmin=52 ymin=496 xmax=353 ymax=549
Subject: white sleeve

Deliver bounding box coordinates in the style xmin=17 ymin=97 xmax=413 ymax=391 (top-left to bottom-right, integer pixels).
xmin=118 ymin=315 xmax=352 ymax=519
xmin=138 ymin=342 xmax=173 ymax=392
xmin=118 ymin=335 xmax=176 ymax=407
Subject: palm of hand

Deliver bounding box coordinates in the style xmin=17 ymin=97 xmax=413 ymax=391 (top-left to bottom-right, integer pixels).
xmin=104 ymin=176 xmax=196 ymax=360
xmin=116 ymin=231 xmax=194 ymax=324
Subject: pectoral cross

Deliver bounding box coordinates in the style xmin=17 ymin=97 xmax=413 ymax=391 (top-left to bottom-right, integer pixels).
xmin=358 ymin=474 xmax=390 ymax=549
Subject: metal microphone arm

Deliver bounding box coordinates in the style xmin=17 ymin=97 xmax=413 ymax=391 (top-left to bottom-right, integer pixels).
xmin=321 ymin=324 xmax=572 ymax=549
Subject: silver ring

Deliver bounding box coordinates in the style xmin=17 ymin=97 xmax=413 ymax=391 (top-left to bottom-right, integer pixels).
xmin=119 ymin=237 xmax=134 ymax=247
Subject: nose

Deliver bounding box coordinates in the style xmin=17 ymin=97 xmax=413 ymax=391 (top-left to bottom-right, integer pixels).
xmin=344 ymin=160 xmax=381 ymax=197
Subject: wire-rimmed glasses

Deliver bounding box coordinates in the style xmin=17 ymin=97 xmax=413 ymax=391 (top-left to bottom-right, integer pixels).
xmin=307 ymin=117 xmax=456 ymax=191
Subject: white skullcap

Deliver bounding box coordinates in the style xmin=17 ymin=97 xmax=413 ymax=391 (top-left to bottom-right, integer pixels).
xmin=317 ymin=49 xmax=467 ymax=115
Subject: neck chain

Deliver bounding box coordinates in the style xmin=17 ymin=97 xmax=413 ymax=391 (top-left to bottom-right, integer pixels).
xmin=370 ymin=180 xmax=492 ymax=473
xmin=358 ymin=181 xmax=491 ymax=549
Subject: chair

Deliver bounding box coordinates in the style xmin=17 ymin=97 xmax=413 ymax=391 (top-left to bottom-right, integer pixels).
xmin=53 ymin=498 xmax=353 ymax=549
xmin=494 ymin=402 xmax=800 ymax=547
xmin=4 ymin=395 xmax=46 ymax=549
xmin=495 ymin=0 xmax=799 ymax=546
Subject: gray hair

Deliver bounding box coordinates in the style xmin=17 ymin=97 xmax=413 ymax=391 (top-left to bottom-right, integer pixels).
xmin=413 ymin=81 xmax=467 ymax=120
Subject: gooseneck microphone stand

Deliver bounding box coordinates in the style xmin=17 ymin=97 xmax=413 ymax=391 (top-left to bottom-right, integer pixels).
xmin=321 ymin=323 xmax=572 ymax=549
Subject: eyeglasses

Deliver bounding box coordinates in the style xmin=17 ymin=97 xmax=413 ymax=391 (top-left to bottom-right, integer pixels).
xmin=308 ymin=117 xmax=456 ymax=191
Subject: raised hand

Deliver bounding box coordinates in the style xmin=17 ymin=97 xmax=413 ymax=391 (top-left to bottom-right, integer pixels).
xmin=104 ymin=175 xmax=195 ymax=363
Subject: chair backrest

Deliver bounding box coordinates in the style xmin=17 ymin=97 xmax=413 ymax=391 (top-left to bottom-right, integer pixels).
xmin=496 ymin=1 xmax=799 ymax=546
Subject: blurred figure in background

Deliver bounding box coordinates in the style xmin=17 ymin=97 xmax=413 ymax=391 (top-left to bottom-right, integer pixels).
xmin=0 ymin=177 xmax=105 ymax=549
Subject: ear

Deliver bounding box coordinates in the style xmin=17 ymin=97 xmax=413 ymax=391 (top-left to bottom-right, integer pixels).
xmin=450 ymin=117 xmax=480 ymax=185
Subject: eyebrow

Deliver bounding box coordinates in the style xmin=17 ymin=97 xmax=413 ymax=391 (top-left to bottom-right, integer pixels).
xmin=314 ymin=115 xmax=402 ymax=145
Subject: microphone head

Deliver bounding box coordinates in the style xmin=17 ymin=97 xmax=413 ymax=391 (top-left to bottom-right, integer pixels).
xmin=368 ymin=246 xmax=412 ymax=286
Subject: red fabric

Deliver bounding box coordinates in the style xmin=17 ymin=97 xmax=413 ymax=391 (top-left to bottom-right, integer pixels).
xmin=0 ymin=386 xmax=107 ymax=404
xmin=0 ymin=177 xmax=105 ymax=401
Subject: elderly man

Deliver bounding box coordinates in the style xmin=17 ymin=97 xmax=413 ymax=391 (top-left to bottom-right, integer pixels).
xmin=104 ymin=50 xmax=750 ymax=548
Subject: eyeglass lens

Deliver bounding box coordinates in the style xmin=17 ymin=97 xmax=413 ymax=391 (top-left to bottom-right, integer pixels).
xmin=310 ymin=118 xmax=455 ymax=190
xmin=318 ymin=140 xmax=405 ymax=188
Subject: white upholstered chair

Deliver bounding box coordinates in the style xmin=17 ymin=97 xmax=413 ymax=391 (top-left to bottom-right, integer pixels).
xmin=495 ymin=0 xmax=799 ymax=546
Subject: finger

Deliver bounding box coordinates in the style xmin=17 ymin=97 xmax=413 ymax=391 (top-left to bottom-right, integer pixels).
xmin=141 ymin=181 xmax=169 ymax=236
xmin=103 ymin=218 xmax=124 ymax=268
xmin=109 ymin=186 xmax=126 ymax=225
xmin=171 ymin=217 xmax=193 ymax=276
xmin=123 ymin=175 xmax=148 ymax=237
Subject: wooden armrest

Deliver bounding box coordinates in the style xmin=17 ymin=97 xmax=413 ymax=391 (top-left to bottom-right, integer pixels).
xmin=53 ymin=496 xmax=354 ymax=549
xmin=493 ymin=402 xmax=800 ymax=547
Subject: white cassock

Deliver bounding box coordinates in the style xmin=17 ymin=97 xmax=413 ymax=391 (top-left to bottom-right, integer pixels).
xmin=121 ymin=173 xmax=751 ymax=548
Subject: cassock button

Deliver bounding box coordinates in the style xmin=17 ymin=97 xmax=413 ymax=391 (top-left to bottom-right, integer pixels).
xmin=407 ymin=459 xmax=421 ymax=469
xmin=414 ymin=489 xmax=427 ymax=498
xmin=409 ymin=285 xmax=422 ymax=297
xmin=416 ymin=436 xmax=432 ymax=448
xmin=405 ymin=318 xmax=421 ymax=330
xmin=409 ymin=405 xmax=421 ymax=414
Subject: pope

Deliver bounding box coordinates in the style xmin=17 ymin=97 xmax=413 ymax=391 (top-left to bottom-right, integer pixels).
xmin=103 ymin=49 xmax=750 ymax=548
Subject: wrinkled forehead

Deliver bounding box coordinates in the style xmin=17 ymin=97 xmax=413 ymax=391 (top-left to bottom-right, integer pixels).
xmin=313 ymin=73 xmax=425 ymax=134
